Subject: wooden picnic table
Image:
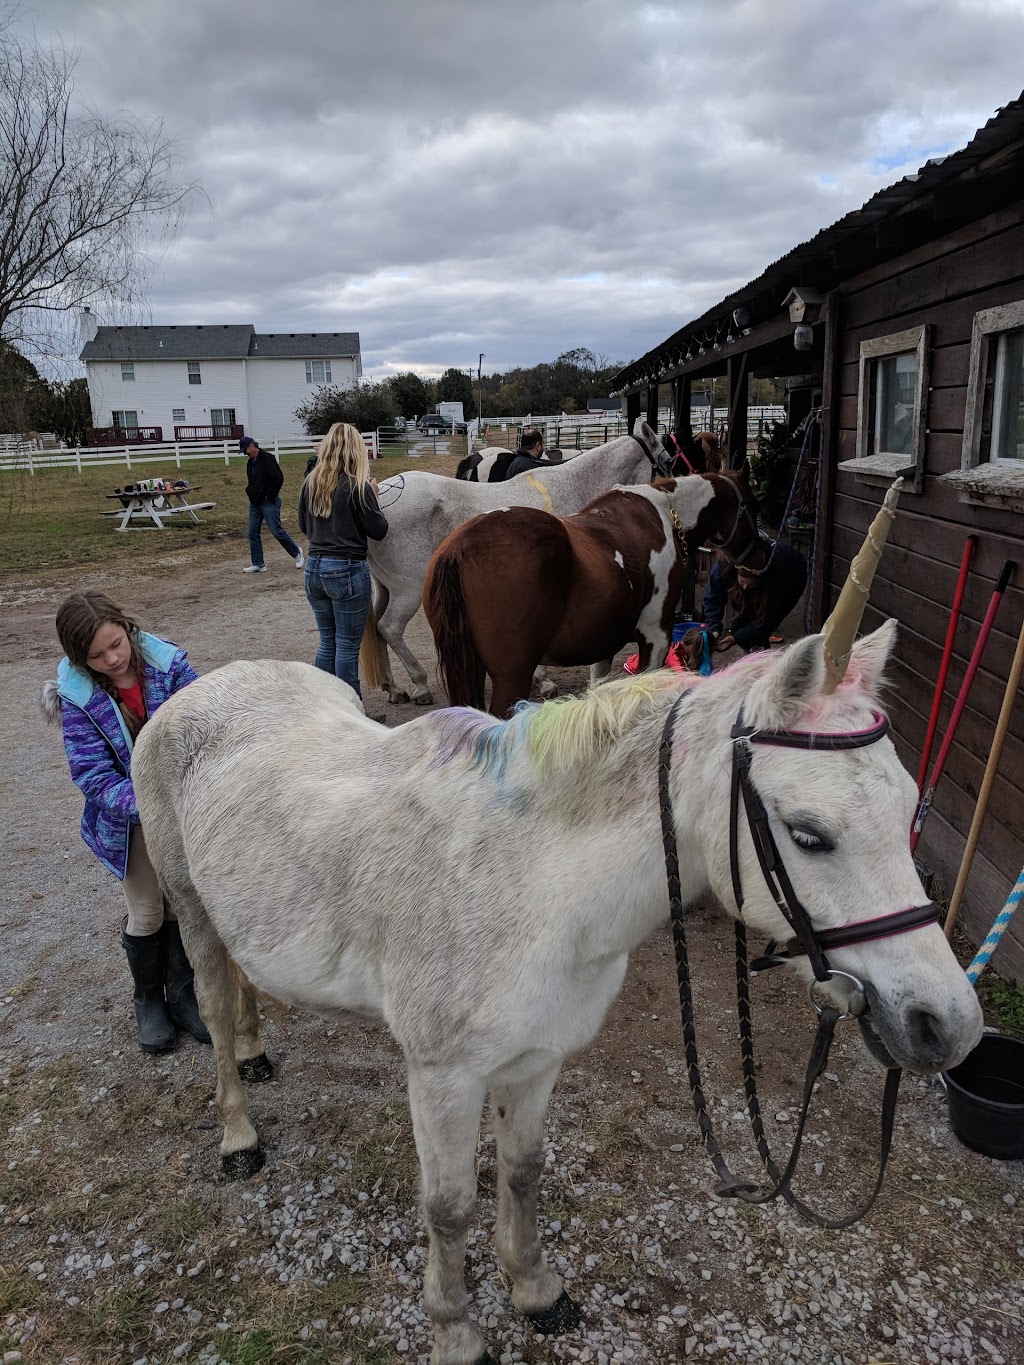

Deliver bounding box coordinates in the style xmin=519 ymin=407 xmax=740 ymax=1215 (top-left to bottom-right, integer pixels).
xmin=102 ymin=484 xmax=216 ymax=531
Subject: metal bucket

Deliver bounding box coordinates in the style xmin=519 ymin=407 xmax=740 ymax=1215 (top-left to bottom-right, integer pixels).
xmin=942 ymin=1032 xmax=1024 ymax=1160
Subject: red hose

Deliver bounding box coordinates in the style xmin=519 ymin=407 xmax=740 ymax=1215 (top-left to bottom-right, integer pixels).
xmin=911 ymin=559 xmax=1015 ymax=853
xmin=917 ymin=535 xmax=976 ymax=793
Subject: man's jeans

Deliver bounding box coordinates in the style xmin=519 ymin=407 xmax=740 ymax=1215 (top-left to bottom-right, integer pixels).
xmin=304 ymin=556 xmax=372 ymax=696
xmin=248 ymin=498 xmax=300 ymax=566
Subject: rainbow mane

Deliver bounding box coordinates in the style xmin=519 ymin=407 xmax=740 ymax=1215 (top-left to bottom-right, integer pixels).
xmin=433 ymin=671 xmax=689 ymax=779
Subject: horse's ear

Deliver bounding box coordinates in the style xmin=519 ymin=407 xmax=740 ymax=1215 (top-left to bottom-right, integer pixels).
xmin=847 ymin=618 xmax=897 ymax=699
xmin=735 ymin=457 xmax=752 ymax=487
xmin=745 ymin=635 xmax=825 ymax=731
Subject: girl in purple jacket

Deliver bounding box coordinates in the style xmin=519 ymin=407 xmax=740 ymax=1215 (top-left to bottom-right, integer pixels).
xmin=42 ymin=591 xmax=210 ymax=1054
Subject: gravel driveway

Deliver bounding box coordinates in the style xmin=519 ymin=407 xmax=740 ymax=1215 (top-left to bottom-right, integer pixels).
xmin=1 ymin=545 xmax=1022 ymax=1364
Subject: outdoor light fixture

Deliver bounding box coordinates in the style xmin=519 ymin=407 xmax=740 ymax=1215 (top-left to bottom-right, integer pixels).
xmin=732 ymin=306 xmax=751 ymax=330
xmin=793 ymin=323 xmax=815 ymax=351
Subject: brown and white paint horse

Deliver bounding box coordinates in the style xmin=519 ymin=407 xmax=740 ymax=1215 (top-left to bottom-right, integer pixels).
xmin=424 ymin=471 xmax=747 ymax=716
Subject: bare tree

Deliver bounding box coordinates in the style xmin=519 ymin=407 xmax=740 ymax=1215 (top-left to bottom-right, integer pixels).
xmin=0 ymin=14 xmax=196 ymax=350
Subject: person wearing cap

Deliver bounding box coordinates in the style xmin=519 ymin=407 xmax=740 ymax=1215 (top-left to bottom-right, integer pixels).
xmin=240 ymin=436 xmax=304 ymax=574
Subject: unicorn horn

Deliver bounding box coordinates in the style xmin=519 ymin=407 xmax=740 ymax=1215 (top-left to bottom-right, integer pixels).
xmin=821 ymin=477 xmax=904 ymax=693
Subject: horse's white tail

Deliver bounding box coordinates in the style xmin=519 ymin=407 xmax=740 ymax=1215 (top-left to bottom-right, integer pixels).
xmin=360 ymin=591 xmax=389 ymax=690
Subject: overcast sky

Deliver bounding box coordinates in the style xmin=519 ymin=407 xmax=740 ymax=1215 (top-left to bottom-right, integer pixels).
xmin=19 ymin=0 xmax=1024 ymax=380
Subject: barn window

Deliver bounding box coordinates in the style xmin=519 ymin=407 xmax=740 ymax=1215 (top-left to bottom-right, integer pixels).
xmin=979 ymin=326 xmax=1024 ymax=463
xmin=120 ymin=362 xmax=135 ymax=381
xmin=850 ymin=325 xmax=929 ymax=493
xmin=305 ymin=359 xmax=331 ymax=384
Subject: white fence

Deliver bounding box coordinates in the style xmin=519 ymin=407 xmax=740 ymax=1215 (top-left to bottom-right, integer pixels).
xmin=0 ymin=432 xmax=380 ymax=475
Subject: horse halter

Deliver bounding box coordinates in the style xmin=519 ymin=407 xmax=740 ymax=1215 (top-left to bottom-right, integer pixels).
xmin=631 ymin=430 xmax=673 ymax=478
xmin=726 ymin=705 xmax=942 ymax=984
xmin=659 ymin=690 xmax=941 ymax=1227
xmin=703 ymin=473 xmax=761 ymax=566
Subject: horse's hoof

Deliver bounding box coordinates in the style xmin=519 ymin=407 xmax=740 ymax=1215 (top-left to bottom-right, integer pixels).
xmin=524 ymin=1290 xmax=582 ymax=1335
xmin=222 ymin=1145 xmax=265 ymax=1180
xmin=238 ymin=1053 xmax=274 ymax=1084
xmin=413 ymin=692 xmax=433 ymax=706
xmin=388 ymin=690 xmax=411 ymax=705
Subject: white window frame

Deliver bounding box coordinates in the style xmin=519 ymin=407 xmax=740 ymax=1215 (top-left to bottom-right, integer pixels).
xmin=961 ymin=300 xmax=1024 ymax=468
xmin=848 ymin=325 xmax=929 ymax=493
xmin=120 ymin=362 xmax=135 ymax=381
xmin=305 ymin=359 xmax=332 ymax=384
xmin=172 ymin=408 xmax=186 ymax=423
xmin=187 ymin=361 xmax=202 ymax=385
xmin=112 ymin=409 xmax=138 ymax=431
xmin=209 ymin=407 xmax=236 ymax=429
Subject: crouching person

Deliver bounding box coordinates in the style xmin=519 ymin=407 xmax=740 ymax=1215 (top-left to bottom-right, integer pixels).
xmin=42 ymin=591 xmax=211 ymax=1054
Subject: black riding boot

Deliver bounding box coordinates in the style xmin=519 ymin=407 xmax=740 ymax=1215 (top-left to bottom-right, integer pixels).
xmin=121 ymin=921 xmax=177 ymax=1054
xmin=160 ymin=919 xmax=211 ymax=1044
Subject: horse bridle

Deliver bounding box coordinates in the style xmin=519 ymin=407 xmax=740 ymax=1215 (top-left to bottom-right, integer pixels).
xmin=658 ymin=691 xmax=942 ymax=1227
xmin=703 ymin=472 xmax=761 ymax=566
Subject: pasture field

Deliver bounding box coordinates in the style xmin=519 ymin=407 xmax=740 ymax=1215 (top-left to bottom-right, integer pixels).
xmin=0 ymin=446 xmax=461 ymax=576
xmin=1 ymin=510 xmax=1022 ymax=1362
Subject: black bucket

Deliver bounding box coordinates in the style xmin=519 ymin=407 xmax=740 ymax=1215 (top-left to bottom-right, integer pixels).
xmin=942 ymin=1032 xmax=1024 ymax=1160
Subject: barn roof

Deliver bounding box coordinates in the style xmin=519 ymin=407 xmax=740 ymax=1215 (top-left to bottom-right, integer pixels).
xmin=614 ymin=91 xmax=1024 ymax=392
xmin=80 ymin=325 xmax=360 ymax=362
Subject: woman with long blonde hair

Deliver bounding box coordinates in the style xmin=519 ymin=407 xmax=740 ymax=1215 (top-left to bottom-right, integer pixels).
xmin=298 ymin=422 xmax=388 ymax=697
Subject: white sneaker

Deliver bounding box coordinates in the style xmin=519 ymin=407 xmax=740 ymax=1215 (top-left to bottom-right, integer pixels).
xmin=243 ymin=564 xmax=267 ymax=573
xmin=295 ymin=550 xmax=305 ymax=569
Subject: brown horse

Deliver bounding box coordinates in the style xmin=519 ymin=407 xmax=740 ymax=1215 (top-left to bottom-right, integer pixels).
xmin=423 ymin=471 xmax=754 ymax=716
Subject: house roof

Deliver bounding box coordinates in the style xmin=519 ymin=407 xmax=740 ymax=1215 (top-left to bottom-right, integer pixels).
xmin=614 ymin=90 xmax=1024 ymax=393
xmin=80 ymin=325 xmax=360 ymax=363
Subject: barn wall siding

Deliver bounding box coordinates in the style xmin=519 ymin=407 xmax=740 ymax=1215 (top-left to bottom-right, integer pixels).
xmin=828 ymin=204 xmax=1024 ymax=980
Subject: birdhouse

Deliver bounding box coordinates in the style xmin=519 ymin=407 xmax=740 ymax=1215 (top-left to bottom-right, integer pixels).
xmin=782 ymin=287 xmax=824 ymax=324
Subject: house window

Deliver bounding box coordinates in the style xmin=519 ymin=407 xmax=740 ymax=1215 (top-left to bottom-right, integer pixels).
xmin=305 ymin=360 xmax=331 ymax=384
xmin=172 ymin=408 xmax=186 ymax=423
xmin=210 ymin=408 xmax=236 ymax=432
xmin=121 ymin=362 xmax=135 ymax=381
xmin=972 ymin=316 xmax=1024 ymax=466
xmin=851 ymin=325 xmax=929 ymax=492
xmin=112 ymin=410 xmax=139 ymax=432
xmin=187 ymin=362 xmax=201 ymax=384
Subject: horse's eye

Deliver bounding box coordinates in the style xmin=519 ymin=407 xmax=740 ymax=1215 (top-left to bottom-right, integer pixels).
xmin=788 ymin=825 xmax=831 ymax=853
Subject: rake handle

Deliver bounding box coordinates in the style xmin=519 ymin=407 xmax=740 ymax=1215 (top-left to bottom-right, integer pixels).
xmin=917 ymin=535 xmax=976 ymax=793
xmin=944 ymin=611 xmax=1024 ymax=939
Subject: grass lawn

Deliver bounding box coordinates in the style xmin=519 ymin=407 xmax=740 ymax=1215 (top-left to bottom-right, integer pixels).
xmin=0 ymin=447 xmax=462 ymax=576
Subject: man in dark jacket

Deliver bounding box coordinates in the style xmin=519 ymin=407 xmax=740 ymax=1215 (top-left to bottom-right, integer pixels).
xmin=241 ymin=436 xmax=304 ymax=574
xmin=491 ymin=427 xmax=547 ymax=481
xmin=703 ymin=539 xmax=807 ymax=652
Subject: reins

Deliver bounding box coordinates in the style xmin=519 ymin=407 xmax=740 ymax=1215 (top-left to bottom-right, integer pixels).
xmin=658 ymin=691 xmax=941 ymax=1227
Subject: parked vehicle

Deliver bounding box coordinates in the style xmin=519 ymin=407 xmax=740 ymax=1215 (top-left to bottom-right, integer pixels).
xmin=417 ymin=414 xmax=452 ymax=434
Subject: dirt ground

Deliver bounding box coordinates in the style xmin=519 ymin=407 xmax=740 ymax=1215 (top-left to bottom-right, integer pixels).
xmin=1 ymin=538 xmax=1023 ymax=1364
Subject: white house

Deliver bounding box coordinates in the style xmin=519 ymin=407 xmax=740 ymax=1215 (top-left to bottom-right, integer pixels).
xmin=78 ymin=312 xmax=361 ymax=442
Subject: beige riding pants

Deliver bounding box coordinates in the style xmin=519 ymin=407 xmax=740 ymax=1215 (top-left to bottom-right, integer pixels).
xmin=122 ymin=827 xmax=176 ymax=937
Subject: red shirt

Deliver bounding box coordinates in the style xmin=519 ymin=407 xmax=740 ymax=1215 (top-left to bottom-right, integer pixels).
xmin=117 ymin=680 xmax=146 ymax=721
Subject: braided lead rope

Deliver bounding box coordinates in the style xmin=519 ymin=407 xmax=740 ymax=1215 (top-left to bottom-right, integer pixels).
xmin=658 ymin=694 xmax=903 ymax=1228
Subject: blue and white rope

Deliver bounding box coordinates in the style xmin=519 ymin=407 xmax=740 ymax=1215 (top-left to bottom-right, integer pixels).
xmin=966 ymin=867 xmax=1024 ymax=984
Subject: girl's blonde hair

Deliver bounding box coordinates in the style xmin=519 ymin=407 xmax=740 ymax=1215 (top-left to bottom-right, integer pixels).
xmin=55 ymin=591 xmax=147 ymax=738
xmin=307 ymin=423 xmax=370 ymax=518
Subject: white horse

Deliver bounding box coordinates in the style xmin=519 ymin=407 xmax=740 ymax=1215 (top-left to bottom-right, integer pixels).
xmin=365 ymin=419 xmax=672 ymax=705
xmin=134 ymin=623 xmax=981 ymax=1365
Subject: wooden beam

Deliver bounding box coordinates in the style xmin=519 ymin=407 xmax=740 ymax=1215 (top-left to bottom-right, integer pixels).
xmin=726 ymin=352 xmax=749 ymax=467
xmin=812 ymin=289 xmax=842 ymax=630
xmin=674 ymin=375 xmax=691 ymax=436
xmin=646 ymin=384 xmax=659 ymax=429
xmin=625 ymin=390 xmax=643 ymax=432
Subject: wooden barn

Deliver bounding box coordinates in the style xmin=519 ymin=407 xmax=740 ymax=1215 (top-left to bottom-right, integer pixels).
xmin=615 ymin=92 xmax=1024 ymax=979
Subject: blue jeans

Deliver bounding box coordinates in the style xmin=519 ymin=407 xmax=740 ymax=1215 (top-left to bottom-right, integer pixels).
xmin=248 ymin=498 xmax=300 ymax=566
xmin=304 ymin=556 xmax=372 ymax=696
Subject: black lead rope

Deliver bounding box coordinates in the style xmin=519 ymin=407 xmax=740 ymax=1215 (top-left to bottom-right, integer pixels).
xmin=658 ymin=693 xmax=903 ymax=1228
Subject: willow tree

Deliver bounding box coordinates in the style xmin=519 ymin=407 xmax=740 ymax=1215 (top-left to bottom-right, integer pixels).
xmin=0 ymin=16 xmax=195 ymax=350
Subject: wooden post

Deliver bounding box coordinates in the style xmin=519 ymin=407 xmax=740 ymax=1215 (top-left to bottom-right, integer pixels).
xmin=174 ymin=444 xmax=181 ymax=469
xmin=27 ymin=447 xmax=34 ymax=476
xmin=625 ymin=391 xmax=643 ymax=432
xmin=75 ymin=448 xmax=82 ymax=474
xmin=812 ymin=290 xmax=842 ymax=630
xmin=646 ymin=384 xmax=659 ymax=430
xmin=125 ymin=446 xmax=131 ymax=469
xmin=224 ymin=441 xmax=230 ymax=467
xmin=675 ymin=375 xmax=692 ymax=438
xmin=726 ymin=354 xmax=749 ymax=468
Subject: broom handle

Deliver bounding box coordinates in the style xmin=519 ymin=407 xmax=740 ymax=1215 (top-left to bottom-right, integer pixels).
xmin=918 ymin=535 xmax=976 ymax=793
xmin=910 ymin=560 xmax=1014 ymax=854
xmin=944 ymin=612 xmax=1024 ymax=939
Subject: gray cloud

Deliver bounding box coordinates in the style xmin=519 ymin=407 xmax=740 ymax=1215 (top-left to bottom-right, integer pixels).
xmin=18 ymin=0 xmax=1024 ymax=377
